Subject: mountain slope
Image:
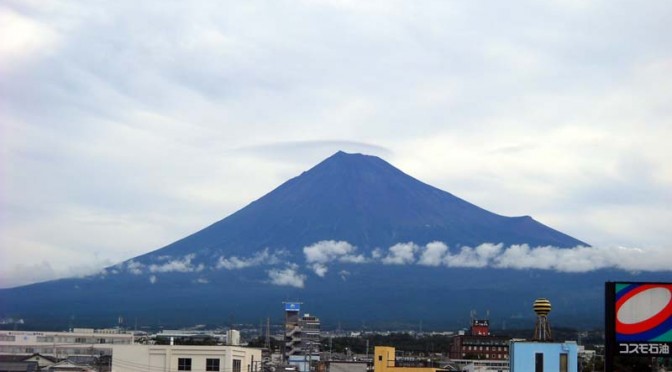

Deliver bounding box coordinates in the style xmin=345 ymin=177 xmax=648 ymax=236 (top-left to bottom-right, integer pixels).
xmin=0 ymin=151 xmax=628 ymax=331
xmin=136 ymin=151 xmax=586 ymax=263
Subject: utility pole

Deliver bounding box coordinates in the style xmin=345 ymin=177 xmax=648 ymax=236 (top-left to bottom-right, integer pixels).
xmin=366 ymin=339 xmax=369 ymax=360
xmin=265 ymin=317 xmax=270 ymax=350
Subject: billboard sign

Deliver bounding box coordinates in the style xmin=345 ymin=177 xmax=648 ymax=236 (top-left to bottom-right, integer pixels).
xmin=284 ymin=302 xmax=301 ymax=312
xmin=605 ymin=282 xmax=672 ymax=357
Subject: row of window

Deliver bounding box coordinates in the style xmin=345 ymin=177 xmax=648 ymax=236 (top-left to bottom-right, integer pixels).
xmin=177 ymin=358 xmax=241 ymax=372
xmin=463 ymin=345 xmax=507 ymax=351
xmin=0 ymin=335 xmax=130 ymax=344
xmin=461 ymin=353 xmax=509 ymax=359
xmin=0 ymin=346 xmax=112 ymax=355
xmin=462 ymin=339 xmax=508 ymax=346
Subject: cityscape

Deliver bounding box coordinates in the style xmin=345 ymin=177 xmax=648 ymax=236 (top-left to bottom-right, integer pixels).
xmin=2 ymin=1 xmax=672 ymax=372
xmin=1 ymin=290 xmax=671 ymax=372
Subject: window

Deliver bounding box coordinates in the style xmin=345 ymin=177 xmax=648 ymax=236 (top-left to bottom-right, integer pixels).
xmin=535 ymin=353 xmax=543 ymax=372
xmin=178 ymin=358 xmax=192 ymax=371
xmin=206 ymin=358 xmax=220 ymax=371
xmin=233 ymin=359 xmax=241 ymax=372
xmin=378 ymin=356 xmax=382 ymax=361
xmin=559 ymin=353 xmax=568 ymax=372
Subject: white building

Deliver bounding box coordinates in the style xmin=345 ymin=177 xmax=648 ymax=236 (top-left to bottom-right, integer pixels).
xmin=226 ymin=330 xmax=240 ymax=346
xmin=0 ymin=329 xmax=134 ymax=358
xmin=111 ymin=344 xmax=262 ymax=372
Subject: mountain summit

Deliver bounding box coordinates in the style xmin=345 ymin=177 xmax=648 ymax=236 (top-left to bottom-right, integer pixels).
xmin=138 ymin=151 xmax=586 ymax=262
xmin=1 ymin=151 xmax=614 ymax=330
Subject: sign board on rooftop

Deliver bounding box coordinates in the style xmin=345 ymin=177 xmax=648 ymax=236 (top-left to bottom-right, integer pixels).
xmin=605 ymin=282 xmax=672 ymax=357
xmin=285 ymin=302 xmax=301 ymax=312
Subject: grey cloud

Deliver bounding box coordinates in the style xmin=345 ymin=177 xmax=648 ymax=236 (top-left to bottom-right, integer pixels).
xmin=267 ymin=264 xmax=306 ymax=288
xmin=238 ymin=141 xmax=392 ymax=162
xmin=216 ymin=248 xmax=284 ymax=270
xmin=303 ymin=240 xmax=367 ymax=264
xmin=148 ymin=254 xmax=204 ymax=273
xmin=381 ymin=243 xmax=418 ymax=265
xmin=304 ymin=240 xmax=672 ymax=273
xmin=125 ymin=260 xmax=145 ymax=275
xmin=310 ymin=263 xmax=328 ymax=278
xmin=303 ymin=240 xmax=368 ymax=276
xmin=339 ymin=270 xmax=350 ymax=281
xmin=417 ymin=241 xmax=449 ymax=266
xmin=444 ymin=243 xmax=503 ymax=268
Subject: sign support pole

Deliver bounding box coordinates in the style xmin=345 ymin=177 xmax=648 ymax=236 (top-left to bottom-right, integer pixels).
xmin=605 ymin=282 xmax=615 ymax=372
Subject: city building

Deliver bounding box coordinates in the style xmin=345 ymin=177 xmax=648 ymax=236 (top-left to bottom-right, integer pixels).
xmin=373 ymin=346 xmax=450 ymax=372
xmin=0 ymin=353 xmax=59 ymax=369
xmin=448 ymin=320 xmax=509 ymax=360
xmin=110 ymin=344 xmax=262 ymax=372
xmin=284 ymin=303 xmax=321 ymax=372
xmin=43 ymin=359 xmax=97 ymax=372
xmin=284 ymin=303 xmax=302 ymax=360
xmin=0 ymin=329 xmax=133 ymax=359
xmin=316 ymin=361 xmax=368 ymax=372
xmin=509 ymin=341 xmax=578 ymax=372
xmin=299 ymin=314 xmax=320 ymax=358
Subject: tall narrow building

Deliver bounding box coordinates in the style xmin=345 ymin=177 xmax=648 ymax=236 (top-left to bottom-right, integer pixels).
xmin=284 ymin=302 xmax=302 ymax=360
xmin=299 ymin=314 xmax=321 ymax=357
xmin=283 ymin=303 xmax=321 ymax=372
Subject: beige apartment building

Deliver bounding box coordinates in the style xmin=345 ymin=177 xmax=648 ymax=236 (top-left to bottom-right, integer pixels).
xmin=111 ymin=344 xmax=262 ymax=372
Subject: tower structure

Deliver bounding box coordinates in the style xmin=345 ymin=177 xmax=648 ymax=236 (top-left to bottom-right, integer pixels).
xmin=283 ymin=303 xmax=321 ymax=372
xmin=532 ymin=298 xmax=553 ymax=341
xmin=284 ymin=302 xmax=302 ymax=360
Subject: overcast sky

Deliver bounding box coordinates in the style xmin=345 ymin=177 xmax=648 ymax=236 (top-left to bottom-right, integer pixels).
xmin=1 ymin=0 xmax=671 ymax=289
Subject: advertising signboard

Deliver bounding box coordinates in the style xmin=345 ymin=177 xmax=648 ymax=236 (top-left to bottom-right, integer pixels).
xmin=605 ymin=282 xmax=672 ymax=358
xmin=285 ymin=302 xmax=301 ymax=312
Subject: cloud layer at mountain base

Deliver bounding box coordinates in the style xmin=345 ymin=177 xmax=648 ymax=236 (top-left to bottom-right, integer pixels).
xmin=98 ymin=240 xmax=672 ymax=288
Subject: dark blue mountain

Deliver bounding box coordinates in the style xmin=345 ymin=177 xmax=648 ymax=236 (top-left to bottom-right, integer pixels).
xmin=0 ymin=151 xmax=661 ymax=331
xmin=137 ymin=151 xmax=586 ymax=262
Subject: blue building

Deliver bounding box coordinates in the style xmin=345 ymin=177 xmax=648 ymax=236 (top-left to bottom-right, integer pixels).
xmin=509 ymin=341 xmax=578 ymax=372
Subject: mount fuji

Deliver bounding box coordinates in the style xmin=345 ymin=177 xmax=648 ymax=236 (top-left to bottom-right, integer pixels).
xmin=0 ymin=152 xmax=657 ymax=330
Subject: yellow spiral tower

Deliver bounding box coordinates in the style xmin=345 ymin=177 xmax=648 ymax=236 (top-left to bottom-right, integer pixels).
xmin=532 ymin=298 xmax=553 ymax=341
